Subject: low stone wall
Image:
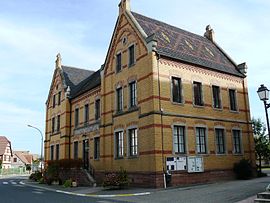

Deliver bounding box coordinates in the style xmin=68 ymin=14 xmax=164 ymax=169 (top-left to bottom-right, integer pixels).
xmin=94 ymin=169 xmax=236 ymax=188
xmin=59 ymin=168 xmax=92 ymax=186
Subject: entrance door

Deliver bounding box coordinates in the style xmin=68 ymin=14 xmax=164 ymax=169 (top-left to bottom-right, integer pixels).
xmin=83 ymin=139 xmax=89 ymax=170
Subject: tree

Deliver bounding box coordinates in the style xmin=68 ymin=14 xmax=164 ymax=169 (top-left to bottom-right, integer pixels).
xmin=0 ymin=160 xmax=2 ymax=169
xmin=252 ymin=118 xmax=270 ymax=174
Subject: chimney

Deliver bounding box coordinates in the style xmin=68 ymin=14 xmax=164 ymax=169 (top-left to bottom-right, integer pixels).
xmin=237 ymin=62 xmax=248 ymax=76
xmin=204 ymin=25 xmax=215 ymax=42
xmin=118 ymin=0 xmax=130 ymax=14
xmin=55 ymin=53 xmax=62 ymax=69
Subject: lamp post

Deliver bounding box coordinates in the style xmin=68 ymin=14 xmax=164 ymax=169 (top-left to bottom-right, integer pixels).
xmin=27 ymin=125 xmax=44 ymax=173
xmin=257 ymin=84 xmax=270 ymax=139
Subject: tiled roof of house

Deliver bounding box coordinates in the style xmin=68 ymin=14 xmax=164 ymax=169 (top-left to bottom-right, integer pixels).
xmin=72 ymin=70 xmax=101 ymax=98
xmin=61 ymin=66 xmax=95 ymax=97
xmin=131 ymin=12 xmax=244 ymax=77
xmin=0 ymin=136 xmax=11 ymax=155
xmin=14 ymin=151 xmax=32 ymax=165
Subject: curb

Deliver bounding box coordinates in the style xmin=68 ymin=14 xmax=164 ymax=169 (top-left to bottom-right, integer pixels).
xmin=20 ymin=181 xmax=151 ymax=198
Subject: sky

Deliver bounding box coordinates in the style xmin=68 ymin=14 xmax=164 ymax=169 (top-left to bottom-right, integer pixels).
xmin=0 ymin=0 xmax=270 ymax=155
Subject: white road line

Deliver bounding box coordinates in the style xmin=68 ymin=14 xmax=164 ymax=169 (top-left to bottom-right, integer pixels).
xmin=32 ymin=191 xmax=43 ymax=194
xmin=2 ymin=182 xmax=8 ymax=185
xmin=11 ymin=182 xmax=17 ymax=185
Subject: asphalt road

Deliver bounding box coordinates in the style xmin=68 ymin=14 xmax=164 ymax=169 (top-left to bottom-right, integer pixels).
xmin=0 ymin=176 xmax=126 ymax=203
xmin=1 ymin=175 xmax=270 ymax=203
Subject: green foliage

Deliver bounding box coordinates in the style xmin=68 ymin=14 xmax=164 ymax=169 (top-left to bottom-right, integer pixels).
xmin=29 ymin=171 xmax=42 ymax=181
xmin=26 ymin=164 xmax=32 ymax=171
xmin=0 ymin=160 xmax=2 ymax=169
xmin=38 ymin=177 xmax=45 ymax=184
xmin=252 ymin=118 xmax=270 ymax=173
xmin=233 ymin=159 xmax=253 ymax=180
xmin=63 ymin=179 xmax=72 ymax=188
xmin=103 ymin=167 xmax=129 ymax=188
xmin=44 ymin=159 xmax=83 ymax=185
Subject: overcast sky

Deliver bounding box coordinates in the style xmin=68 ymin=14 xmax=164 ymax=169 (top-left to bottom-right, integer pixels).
xmin=0 ymin=0 xmax=269 ymax=154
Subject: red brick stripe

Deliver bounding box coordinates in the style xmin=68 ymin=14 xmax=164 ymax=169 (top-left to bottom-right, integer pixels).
xmin=139 ymin=124 xmax=171 ymax=130
xmin=140 ymin=150 xmax=172 ymax=155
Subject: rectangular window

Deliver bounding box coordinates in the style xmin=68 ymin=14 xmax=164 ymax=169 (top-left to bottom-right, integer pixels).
xmin=172 ymin=77 xmax=182 ymax=103
xmin=232 ymin=129 xmax=242 ymax=154
xmin=50 ymin=145 xmax=54 ymax=160
xmin=74 ymin=141 xmax=78 ymax=159
xmin=57 ymin=115 xmax=60 ymax=132
xmin=115 ymin=131 xmax=124 ymax=158
xmin=13 ymin=157 xmax=17 ymax=162
xmin=116 ymin=87 xmax=123 ymax=112
xmin=129 ymin=81 xmax=137 ymax=108
xmin=128 ymin=45 xmax=135 ymax=67
xmin=56 ymin=144 xmax=60 ymax=160
xmin=196 ymin=127 xmax=207 ymax=154
xmin=84 ymin=104 xmax=89 ymax=124
xmin=58 ymin=91 xmax=61 ymax=105
xmin=75 ymin=108 xmax=79 ymax=128
xmin=116 ymin=53 xmax=122 ymax=73
xmin=53 ymin=95 xmax=56 ymax=108
xmin=173 ymin=126 xmax=185 ymax=153
xmin=215 ymin=128 xmax=225 ymax=154
xmin=52 ymin=117 xmax=55 ymax=133
xmin=94 ymin=137 xmax=100 ymax=160
xmin=193 ymin=82 xmax=203 ymax=106
xmin=128 ymin=128 xmax=138 ymax=156
xmin=212 ymin=85 xmax=221 ymax=109
xmin=229 ymin=89 xmax=237 ymax=111
xmin=95 ymin=99 xmax=100 ymax=120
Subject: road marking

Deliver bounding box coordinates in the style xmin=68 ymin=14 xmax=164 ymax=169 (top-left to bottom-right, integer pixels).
xmin=2 ymin=182 xmax=8 ymax=185
xmin=32 ymin=191 xmax=43 ymax=194
xmin=11 ymin=182 xmax=17 ymax=185
xmin=19 ymin=181 xmax=25 ymax=185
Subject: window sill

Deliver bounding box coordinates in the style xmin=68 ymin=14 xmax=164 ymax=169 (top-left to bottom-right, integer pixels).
xmin=114 ymin=157 xmax=124 ymax=160
xmin=233 ymin=153 xmax=243 ymax=156
xmin=128 ymin=106 xmax=139 ymax=112
xmin=213 ymin=107 xmax=223 ymax=111
xmin=128 ymin=155 xmax=139 ymax=159
xmin=193 ymin=104 xmax=205 ymax=108
xmin=129 ymin=63 xmax=136 ymax=68
xmin=51 ymin=131 xmax=61 ymax=136
xmin=94 ymin=158 xmax=100 ymax=161
xmin=171 ymin=101 xmax=184 ymax=106
xmin=230 ymin=110 xmax=239 ymax=114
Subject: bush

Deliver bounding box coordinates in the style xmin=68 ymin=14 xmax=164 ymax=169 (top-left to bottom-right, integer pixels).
xmin=63 ymin=179 xmax=72 ymax=188
xmin=257 ymin=171 xmax=267 ymax=177
xmin=233 ymin=159 xmax=253 ymax=180
xmin=38 ymin=178 xmax=45 ymax=184
xmin=29 ymin=171 xmax=42 ymax=181
xmin=103 ymin=167 xmax=129 ymax=189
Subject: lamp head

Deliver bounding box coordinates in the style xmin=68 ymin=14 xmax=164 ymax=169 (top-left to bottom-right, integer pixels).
xmin=257 ymin=84 xmax=269 ymax=101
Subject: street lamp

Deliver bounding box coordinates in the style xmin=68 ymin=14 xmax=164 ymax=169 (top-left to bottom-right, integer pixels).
xmin=257 ymin=84 xmax=270 ymax=139
xmin=27 ymin=125 xmax=44 ymax=173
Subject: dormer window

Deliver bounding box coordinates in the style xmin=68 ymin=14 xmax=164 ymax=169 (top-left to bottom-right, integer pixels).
xmin=116 ymin=53 xmax=122 ymax=73
xmin=128 ymin=44 xmax=135 ymax=67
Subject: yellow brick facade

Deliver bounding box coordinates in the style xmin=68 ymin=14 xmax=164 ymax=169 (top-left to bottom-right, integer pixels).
xmin=44 ymin=0 xmax=255 ymax=187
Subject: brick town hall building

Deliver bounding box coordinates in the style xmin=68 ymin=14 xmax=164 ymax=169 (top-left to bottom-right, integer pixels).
xmin=45 ymin=0 xmax=255 ymax=187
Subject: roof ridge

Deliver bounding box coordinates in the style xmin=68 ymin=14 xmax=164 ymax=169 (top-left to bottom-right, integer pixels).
xmin=61 ymin=65 xmax=95 ymax=72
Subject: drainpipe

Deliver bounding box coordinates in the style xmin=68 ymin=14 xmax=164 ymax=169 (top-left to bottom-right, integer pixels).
xmin=156 ymin=52 xmax=166 ymax=188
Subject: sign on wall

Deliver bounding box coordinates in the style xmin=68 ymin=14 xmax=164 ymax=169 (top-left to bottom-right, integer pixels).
xmin=187 ymin=156 xmax=204 ymax=173
xmin=166 ymin=156 xmax=187 ymax=171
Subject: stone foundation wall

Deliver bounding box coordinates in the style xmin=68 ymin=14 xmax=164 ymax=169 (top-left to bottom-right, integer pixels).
xmin=59 ymin=168 xmax=92 ymax=186
xmin=94 ymin=169 xmax=236 ymax=188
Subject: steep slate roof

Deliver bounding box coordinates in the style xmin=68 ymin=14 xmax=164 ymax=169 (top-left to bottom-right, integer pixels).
xmin=131 ymin=12 xmax=244 ymax=77
xmin=61 ymin=66 xmax=95 ymax=98
xmin=0 ymin=136 xmax=11 ymax=155
xmin=72 ymin=70 xmax=101 ymax=98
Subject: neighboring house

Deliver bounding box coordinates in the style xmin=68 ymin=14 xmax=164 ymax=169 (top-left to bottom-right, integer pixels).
xmin=44 ymin=0 xmax=255 ymax=187
xmin=0 ymin=136 xmax=13 ymax=169
xmin=11 ymin=151 xmax=33 ymax=170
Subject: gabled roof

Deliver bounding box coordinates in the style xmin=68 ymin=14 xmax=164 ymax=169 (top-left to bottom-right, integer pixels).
xmin=14 ymin=151 xmax=31 ymax=164
xmin=131 ymin=12 xmax=244 ymax=77
xmin=72 ymin=70 xmax=101 ymax=99
xmin=0 ymin=136 xmax=11 ymax=156
xmin=61 ymin=66 xmax=95 ymax=98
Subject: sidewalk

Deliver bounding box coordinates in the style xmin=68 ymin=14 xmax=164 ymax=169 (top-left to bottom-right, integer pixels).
xmin=22 ymin=179 xmax=154 ymax=197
